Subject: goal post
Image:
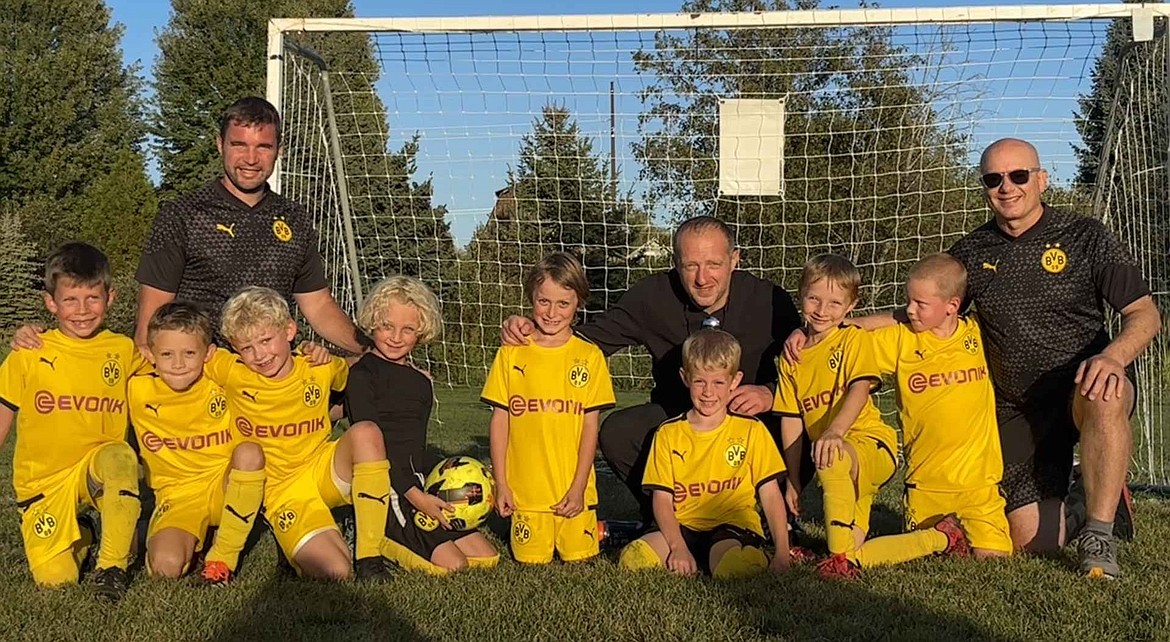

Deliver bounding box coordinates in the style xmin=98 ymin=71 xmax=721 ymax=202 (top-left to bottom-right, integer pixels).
xmin=267 ymin=5 xmax=1170 ymax=484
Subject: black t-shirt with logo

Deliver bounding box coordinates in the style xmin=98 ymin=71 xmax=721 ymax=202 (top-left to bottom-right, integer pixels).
xmin=136 ymin=180 xmax=329 ymax=331
xmin=345 ymin=354 xmax=433 ymax=496
xmin=948 ymin=205 xmax=1149 ymax=412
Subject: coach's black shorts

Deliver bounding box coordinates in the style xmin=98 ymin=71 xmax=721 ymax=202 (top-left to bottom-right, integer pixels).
xmin=671 ymin=524 xmax=764 ymax=575
xmin=385 ymin=504 xmax=466 ymax=560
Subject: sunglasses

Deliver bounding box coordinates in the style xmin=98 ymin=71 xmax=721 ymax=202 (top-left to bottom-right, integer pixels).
xmin=980 ymin=167 xmax=1042 ymax=189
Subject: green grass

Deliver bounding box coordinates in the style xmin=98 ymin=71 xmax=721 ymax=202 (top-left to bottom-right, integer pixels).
xmin=1 ymin=388 xmax=1169 ymax=642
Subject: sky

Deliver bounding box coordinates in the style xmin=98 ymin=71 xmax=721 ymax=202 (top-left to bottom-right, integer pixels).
xmin=106 ymin=1 xmax=1117 ymax=244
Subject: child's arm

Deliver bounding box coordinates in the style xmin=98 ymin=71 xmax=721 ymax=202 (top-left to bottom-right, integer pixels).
xmin=488 ymin=407 xmax=514 ymax=517
xmin=652 ymin=489 xmax=697 ymax=576
xmin=758 ymin=479 xmax=791 ymax=573
xmin=0 ymin=405 xmax=14 ymax=451
xmin=551 ymin=409 xmax=599 ymax=518
xmin=779 ymin=415 xmax=804 ymax=516
xmin=813 ymin=379 xmax=872 ymax=468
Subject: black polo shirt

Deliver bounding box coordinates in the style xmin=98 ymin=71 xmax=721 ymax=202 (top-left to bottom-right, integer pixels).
xmin=949 ymin=205 xmax=1150 ymax=411
xmin=577 ymin=270 xmax=801 ymax=416
xmin=136 ymin=180 xmax=329 ymax=330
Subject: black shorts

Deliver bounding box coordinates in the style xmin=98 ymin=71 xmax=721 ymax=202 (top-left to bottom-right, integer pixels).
xmin=385 ymin=500 xmax=466 ymax=561
xmin=672 ymin=524 xmax=764 ymax=575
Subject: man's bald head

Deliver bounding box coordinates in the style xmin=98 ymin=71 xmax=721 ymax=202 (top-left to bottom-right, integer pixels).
xmin=980 ymin=138 xmax=1041 ymax=173
xmin=979 ymin=137 xmax=1048 ymax=235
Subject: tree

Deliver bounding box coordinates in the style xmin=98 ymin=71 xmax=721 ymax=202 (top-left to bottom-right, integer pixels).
xmin=0 ymin=0 xmax=156 ymax=331
xmin=0 ymin=209 xmax=44 ymax=336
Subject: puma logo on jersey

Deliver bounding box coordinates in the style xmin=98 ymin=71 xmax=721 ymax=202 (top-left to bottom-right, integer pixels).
xmin=981 ymin=261 xmax=998 ymax=273
xmin=241 ymin=390 xmax=259 ymax=402
xmin=215 ymin=223 xmax=236 ymax=238
xmin=513 ymin=365 xmax=526 ymax=376
xmin=914 ymin=349 xmax=926 ymax=360
xmin=225 ymin=505 xmax=255 ymax=524
xmin=671 ymin=450 xmax=686 ymax=463
xmin=357 ymin=492 xmax=388 ymax=505
xmin=583 ymin=529 xmax=594 ymax=540
xmin=39 ymin=356 xmax=57 ymax=370
xmin=144 ymin=403 xmax=161 ymax=416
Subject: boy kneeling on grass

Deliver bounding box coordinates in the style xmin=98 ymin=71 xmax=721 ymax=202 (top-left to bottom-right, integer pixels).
xmin=618 ymin=329 xmax=790 ymax=578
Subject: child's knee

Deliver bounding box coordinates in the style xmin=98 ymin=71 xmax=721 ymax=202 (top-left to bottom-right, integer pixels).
xmin=712 ymin=545 xmax=768 ymax=579
xmin=31 ymin=551 xmax=80 ymax=587
xmin=91 ymin=443 xmax=139 ymax=485
xmin=230 ymin=442 xmax=265 ymax=471
xmin=618 ymin=539 xmax=662 ymax=571
xmin=346 ymin=421 xmax=386 ymax=459
xmin=147 ymin=549 xmax=189 ymax=579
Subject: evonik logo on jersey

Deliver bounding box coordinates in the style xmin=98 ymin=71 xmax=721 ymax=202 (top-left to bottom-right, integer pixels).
xmin=33 ymin=390 xmax=124 ymax=415
xmin=672 ymin=477 xmax=743 ymax=504
xmin=800 ymin=383 xmax=848 ymax=413
xmin=141 ymin=429 xmax=233 ymax=453
xmin=907 ymin=366 xmax=988 ymax=394
xmin=507 ymin=395 xmax=584 ymax=417
xmin=235 ymin=415 xmax=326 ymax=438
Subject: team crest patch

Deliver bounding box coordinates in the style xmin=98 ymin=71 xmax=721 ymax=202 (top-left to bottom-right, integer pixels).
xmin=512 ymin=516 xmax=532 ymax=544
xmin=568 ymin=360 xmax=591 ymax=389
xmin=415 ymin=511 xmax=440 ymax=532
xmin=31 ymin=510 xmax=58 ymax=539
xmin=828 ymin=349 xmax=843 ymax=371
xmin=101 ymin=357 xmax=122 ymax=387
xmin=272 ymin=217 xmax=293 ymax=242
xmin=724 ymin=439 xmax=747 ymax=469
xmin=1041 ymin=244 xmax=1067 ymax=274
xmin=962 ymin=333 xmax=980 ymax=354
xmin=208 ymin=392 xmax=228 ymax=419
xmin=302 ymin=381 xmax=323 ymax=407
xmin=275 ymin=509 xmax=297 ymax=533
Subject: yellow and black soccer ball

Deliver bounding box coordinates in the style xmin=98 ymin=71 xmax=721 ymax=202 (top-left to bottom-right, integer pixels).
xmin=424 ymin=455 xmax=496 ymax=531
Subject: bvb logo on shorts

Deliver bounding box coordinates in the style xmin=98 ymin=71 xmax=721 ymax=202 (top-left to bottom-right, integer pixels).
xmin=828 ymin=349 xmax=843 ymax=371
xmin=276 ymin=509 xmax=297 ymax=533
xmin=414 ymin=511 xmax=440 ymax=532
xmin=272 ymin=218 xmax=293 ymax=242
xmin=512 ymin=518 xmax=532 ymax=544
xmin=101 ymin=358 xmax=122 ymax=387
xmin=962 ymin=333 xmax=979 ymax=355
xmin=303 ymin=381 xmax=323 ymax=407
xmin=568 ymin=362 xmax=590 ymax=389
xmin=1041 ymin=243 xmax=1067 ymax=274
xmin=207 ymin=393 xmax=228 ymax=419
xmin=724 ymin=441 xmax=747 ymax=468
xmin=32 ymin=510 xmax=57 ymax=539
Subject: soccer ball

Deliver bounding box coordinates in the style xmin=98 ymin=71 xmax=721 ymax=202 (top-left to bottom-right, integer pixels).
xmin=424 ymin=455 xmax=495 ymax=531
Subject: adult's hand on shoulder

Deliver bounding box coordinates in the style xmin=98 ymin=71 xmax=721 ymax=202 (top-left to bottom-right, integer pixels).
xmin=728 ymin=384 xmax=773 ymax=415
xmin=782 ymin=327 xmax=809 ymax=364
xmin=10 ymin=324 xmax=45 ymax=351
xmin=500 ymin=315 xmax=534 ymax=346
xmin=1075 ymin=353 xmax=1127 ymax=402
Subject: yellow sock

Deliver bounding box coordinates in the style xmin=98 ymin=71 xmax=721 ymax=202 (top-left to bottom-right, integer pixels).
xmin=618 ymin=539 xmax=663 ymax=571
xmin=351 ymin=461 xmax=391 ymax=559
xmin=849 ymin=529 xmax=947 ymax=568
xmin=817 ymin=450 xmax=857 ymax=555
xmin=466 ymin=554 xmax=499 ymax=569
xmin=206 ymin=468 xmax=265 ymax=571
xmin=712 ymin=545 xmax=768 ymax=579
xmin=381 ymin=537 xmax=451 ymax=576
xmin=90 ymin=445 xmax=141 ymax=570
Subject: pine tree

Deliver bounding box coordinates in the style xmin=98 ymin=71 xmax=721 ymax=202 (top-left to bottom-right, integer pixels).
xmin=0 ymin=209 xmax=44 ymax=334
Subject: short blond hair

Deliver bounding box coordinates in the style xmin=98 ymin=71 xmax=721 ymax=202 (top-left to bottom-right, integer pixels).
xmin=799 ymin=254 xmax=861 ymax=303
xmin=220 ymin=286 xmax=293 ymax=343
xmin=357 ymin=275 xmax=443 ymax=345
xmin=682 ymin=329 xmax=741 ymax=378
xmin=909 ymin=253 xmax=968 ymax=301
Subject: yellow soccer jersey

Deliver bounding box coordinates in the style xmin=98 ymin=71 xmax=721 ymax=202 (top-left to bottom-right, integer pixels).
xmin=643 ymin=413 xmax=785 ymax=535
xmin=481 ymin=335 xmax=616 ymax=512
xmin=205 ymin=350 xmax=347 ymax=483
xmin=0 ymin=329 xmax=146 ymax=498
xmin=870 ymin=317 xmax=1001 ymax=490
xmin=129 ymin=373 xmax=235 ymax=493
xmin=773 ymin=325 xmax=896 ymax=447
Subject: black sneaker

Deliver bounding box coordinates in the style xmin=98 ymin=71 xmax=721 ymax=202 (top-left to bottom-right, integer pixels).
xmin=354 ymin=556 xmax=393 ymax=581
xmin=92 ymin=566 xmax=129 ymax=602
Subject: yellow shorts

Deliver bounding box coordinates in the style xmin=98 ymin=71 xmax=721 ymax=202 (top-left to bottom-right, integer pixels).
xmin=904 ymin=484 xmax=1012 ymax=554
xmin=510 ymin=509 xmax=600 ymax=564
xmin=849 ymin=434 xmax=898 ymax=533
xmin=17 ymin=448 xmax=103 ymax=578
xmin=264 ymin=441 xmax=349 ymax=558
xmin=147 ymin=468 xmax=230 ymax=549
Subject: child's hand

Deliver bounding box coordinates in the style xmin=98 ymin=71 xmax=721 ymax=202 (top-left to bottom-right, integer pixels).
xmin=784 ymin=482 xmax=802 ymax=517
xmin=298 ymin=341 xmax=332 ymax=366
xmin=769 ymin=551 xmax=792 ymax=574
xmin=782 ymin=327 xmax=809 ymax=364
xmin=413 ymin=492 xmax=455 ymax=530
xmin=551 ymin=486 xmax=585 ymax=518
xmin=813 ymin=434 xmax=845 ymax=469
xmin=10 ymin=324 xmax=45 ymax=351
xmin=495 ymin=484 xmax=515 ymax=518
xmin=666 ymin=544 xmax=698 ymax=577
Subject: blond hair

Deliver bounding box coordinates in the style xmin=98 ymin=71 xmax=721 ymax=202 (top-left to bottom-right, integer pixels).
xmin=909 ymin=253 xmax=968 ymax=301
xmin=523 ymin=252 xmax=589 ymax=308
xmin=682 ymin=329 xmax=741 ymax=378
xmin=799 ymin=254 xmax=861 ymax=303
xmin=220 ymin=286 xmax=293 ymax=343
xmin=357 ymin=275 xmax=443 ymax=345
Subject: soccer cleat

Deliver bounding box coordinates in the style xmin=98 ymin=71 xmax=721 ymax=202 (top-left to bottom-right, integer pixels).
xmin=92 ymin=566 xmax=129 ymax=602
xmin=933 ymin=514 xmax=971 ymax=558
xmin=788 ymin=545 xmax=817 ymax=565
xmin=597 ymin=520 xmax=643 ymax=549
xmin=1077 ymin=530 xmax=1120 ymax=580
xmin=816 ymin=553 xmax=861 ymax=581
xmin=200 ymin=560 xmax=233 ymax=586
xmin=355 ymin=556 xmax=394 ymax=581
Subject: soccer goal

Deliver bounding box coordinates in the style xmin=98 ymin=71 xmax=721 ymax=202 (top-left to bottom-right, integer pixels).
xmin=266 ymin=5 xmax=1170 ymax=485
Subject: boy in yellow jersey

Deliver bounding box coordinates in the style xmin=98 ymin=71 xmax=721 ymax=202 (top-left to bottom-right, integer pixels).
xmin=483 ymin=252 xmax=616 ymax=564
xmin=207 ymin=286 xmax=392 ymax=581
xmin=816 ymin=254 xmax=1008 ymax=580
xmin=0 ymin=243 xmax=146 ymax=601
xmin=618 ymin=329 xmax=790 ymax=577
xmin=130 ymin=302 xmax=266 ymax=585
xmin=772 ymin=254 xmax=899 ymax=557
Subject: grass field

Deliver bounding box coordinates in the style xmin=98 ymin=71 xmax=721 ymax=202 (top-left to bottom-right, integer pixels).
xmin=2 ymin=388 xmax=1170 ymax=642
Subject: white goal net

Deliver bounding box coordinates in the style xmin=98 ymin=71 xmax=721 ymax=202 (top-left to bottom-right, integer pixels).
xmin=270 ymin=6 xmax=1170 ymax=485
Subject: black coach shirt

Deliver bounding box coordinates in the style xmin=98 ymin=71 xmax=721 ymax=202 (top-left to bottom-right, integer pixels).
xmin=136 ymin=180 xmax=329 ymax=329
xmin=346 ymin=354 xmax=432 ymax=496
xmin=577 ymin=270 xmax=801 ymax=417
xmin=949 ymin=206 xmax=1150 ymax=411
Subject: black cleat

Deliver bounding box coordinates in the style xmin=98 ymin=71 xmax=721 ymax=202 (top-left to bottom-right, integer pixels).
xmin=92 ymin=566 xmax=129 ymax=602
xmin=355 ymin=556 xmax=394 ymax=581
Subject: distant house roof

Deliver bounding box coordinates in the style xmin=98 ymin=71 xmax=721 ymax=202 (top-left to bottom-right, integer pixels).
xmin=626 ymin=238 xmax=671 ymax=262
